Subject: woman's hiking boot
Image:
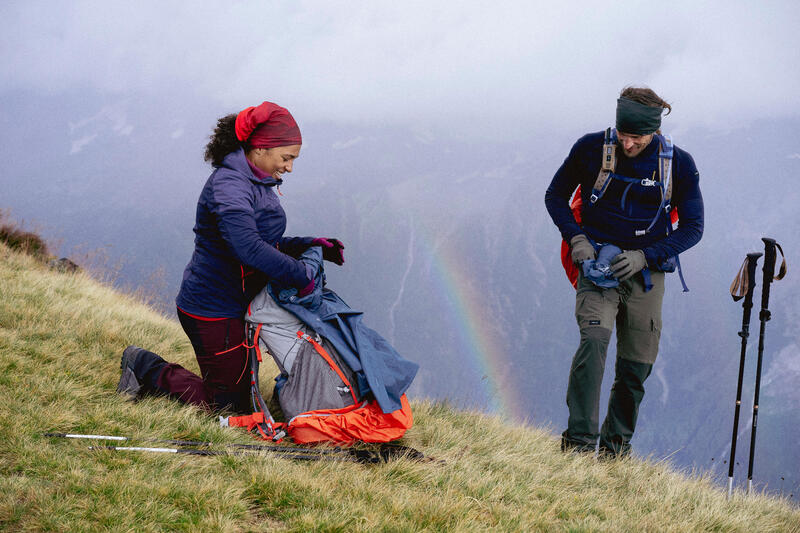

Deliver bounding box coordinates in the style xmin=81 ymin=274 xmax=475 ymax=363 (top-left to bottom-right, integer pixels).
xmin=116 ymin=345 xmax=168 ymax=400
xmin=116 ymin=346 xmax=145 ymax=400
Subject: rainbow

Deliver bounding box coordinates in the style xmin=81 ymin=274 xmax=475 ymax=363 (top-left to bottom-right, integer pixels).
xmin=417 ymin=224 xmax=527 ymax=422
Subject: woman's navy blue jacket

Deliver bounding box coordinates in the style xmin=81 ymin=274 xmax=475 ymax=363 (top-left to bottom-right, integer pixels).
xmin=176 ymin=149 xmax=312 ymax=318
xmin=544 ymin=131 xmax=704 ymax=268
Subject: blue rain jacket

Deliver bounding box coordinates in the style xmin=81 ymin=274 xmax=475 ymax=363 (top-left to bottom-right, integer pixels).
xmin=582 ymin=243 xmax=623 ymax=289
xmin=266 ymin=247 xmax=419 ymax=414
xmin=176 ymin=148 xmax=313 ymax=318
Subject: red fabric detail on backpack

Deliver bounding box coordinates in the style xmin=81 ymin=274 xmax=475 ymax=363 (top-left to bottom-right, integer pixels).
xmin=559 ymin=185 xmax=679 ymax=288
xmin=226 ymin=411 xmax=266 ymax=429
xmin=560 ymin=186 xmax=584 ymax=288
xmin=287 ymin=394 xmax=413 ymax=445
xmin=226 ymin=412 xmax=286 ymax=442
xmin=252 ymin=324 xmax=263 ymax=362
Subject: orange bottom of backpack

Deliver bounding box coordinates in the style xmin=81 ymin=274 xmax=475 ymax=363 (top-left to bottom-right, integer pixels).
xmin=287 ymin=394 xmax=413 ymax=445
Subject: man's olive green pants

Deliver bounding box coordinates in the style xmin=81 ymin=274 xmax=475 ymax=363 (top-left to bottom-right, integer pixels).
xmin=562 ymin=270 xmax=664 ymax=455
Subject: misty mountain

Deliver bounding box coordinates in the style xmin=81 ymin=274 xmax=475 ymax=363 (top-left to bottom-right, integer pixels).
xmin=1 ymin=91 xmax=798 ymax=498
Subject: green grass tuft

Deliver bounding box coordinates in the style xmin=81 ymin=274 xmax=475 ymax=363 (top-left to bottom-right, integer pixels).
xmin=1 ymin=241 xmax=798 ymax=532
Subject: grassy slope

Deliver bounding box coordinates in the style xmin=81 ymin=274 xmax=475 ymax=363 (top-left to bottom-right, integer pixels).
xmin=0 ymin=242 xmax=798 ymax=533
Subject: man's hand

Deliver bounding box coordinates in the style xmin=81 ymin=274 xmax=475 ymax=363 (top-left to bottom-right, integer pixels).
xmin=611 ymin=250 xmax=647 ymax=281
xmin=570 ymin=234 xmax=596 ymax=265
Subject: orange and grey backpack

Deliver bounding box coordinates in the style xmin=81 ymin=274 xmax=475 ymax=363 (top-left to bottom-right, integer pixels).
xmin=221 ymin=283 xmax=413 ymax=446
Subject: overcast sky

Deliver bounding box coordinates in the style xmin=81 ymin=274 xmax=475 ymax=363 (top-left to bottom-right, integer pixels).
xmin=2 ymin=1 xmax=799 ymax=138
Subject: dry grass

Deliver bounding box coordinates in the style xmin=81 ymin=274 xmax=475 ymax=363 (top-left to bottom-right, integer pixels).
xmin=1 ymin=241 xmax=799 ymax=532
xmin=0 ymin=209 xmax=49 ymax=260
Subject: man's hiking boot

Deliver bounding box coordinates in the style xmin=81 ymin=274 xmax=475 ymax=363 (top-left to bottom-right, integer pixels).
xmin=597 ymin=446 xmax=619 ymax=462
xmin=560 ymin=435 xmax=596 ymax=455
xmin=116 ymin=346 xmax=145 ymax=400
xmin=597 ymin=444 xmax=631 ymax=462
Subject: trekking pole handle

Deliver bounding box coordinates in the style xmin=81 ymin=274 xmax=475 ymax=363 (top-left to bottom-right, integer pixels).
xmin=740 ymin=251 xmax=762 ymax=322
xmin=760 ymin=238 xmax=777 ymax=322
xmin=761 ymin=238 xmax=777 ymax=287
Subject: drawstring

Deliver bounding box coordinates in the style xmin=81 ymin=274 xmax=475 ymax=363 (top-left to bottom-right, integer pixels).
xmin=235 ymin=355 xmax=249 ymax=385
xmin=214 ymin=342 xmax=244 ymax=356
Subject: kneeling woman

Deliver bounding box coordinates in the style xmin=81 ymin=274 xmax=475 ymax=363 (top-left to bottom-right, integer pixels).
xmin=118 ymin=101 xmax=344 ymax=413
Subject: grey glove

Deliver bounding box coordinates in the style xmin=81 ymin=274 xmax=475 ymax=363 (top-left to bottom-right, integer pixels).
xmin=570 ymin=234 xmax=596 ymax=265
xmin=611 ymin=249 xmax=647 ymax=281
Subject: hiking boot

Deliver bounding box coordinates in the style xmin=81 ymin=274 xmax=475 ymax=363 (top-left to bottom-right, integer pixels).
xmin=560 ymin=435 xmax=596 ymax=455
xmin=597 ymin=446 xmax=618 ymax=461
xmin=597 ymin=444 xmax=631 ymax=461
xmin=116 ymin=346 xmax=145 ymax=400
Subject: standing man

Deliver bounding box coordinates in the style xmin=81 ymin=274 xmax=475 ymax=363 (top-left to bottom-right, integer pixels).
xmin=544 ymin=87 xmax=704 ymax=457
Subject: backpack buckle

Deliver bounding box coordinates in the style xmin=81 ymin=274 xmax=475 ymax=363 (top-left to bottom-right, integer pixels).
xmin=589 ymin=193 xmax=599 ymax=203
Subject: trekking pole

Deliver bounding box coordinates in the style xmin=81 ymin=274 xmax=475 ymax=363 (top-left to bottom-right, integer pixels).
xmin=86 ymin=445 xmax=359 ymax=462
xmin=726 ymin=252 xmax=761 ymax=499
xmin=43 ymin=433 xmax=428 ymax=463
xmin=43 ymin=432 xmax=346 ymax=456
xmin=746 ymin=237 xmax=787 ymax=494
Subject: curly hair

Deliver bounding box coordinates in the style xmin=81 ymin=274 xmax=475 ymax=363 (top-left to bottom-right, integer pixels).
xmin=620 ymin=86 xmax=672 ymax=116
xmin=204 ymin=114 xmax=247 ymax=167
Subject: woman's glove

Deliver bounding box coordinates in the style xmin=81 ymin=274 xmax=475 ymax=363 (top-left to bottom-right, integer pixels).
xmin=611 ymin=250 xmax=647 ymax=281
xmin=297 ymin=278 xmax=315 ymax=297
xmin=570 ymin=234 xmax=596 ymax=265
xmin=311 ymin=238 xmax=345 ymax=265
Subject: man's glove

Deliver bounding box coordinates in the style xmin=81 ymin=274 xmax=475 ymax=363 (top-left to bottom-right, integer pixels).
xmin=611 ymin=249 xmax=647 ymax=281
xmin=311 ymin=238 xmax=345 ymax=265
xmin=570 ymin=234 xmax=596 ymax=265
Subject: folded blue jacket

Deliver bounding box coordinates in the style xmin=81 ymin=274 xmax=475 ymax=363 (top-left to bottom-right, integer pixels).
xmin=581 ymin=243 xmax=623 ymax=289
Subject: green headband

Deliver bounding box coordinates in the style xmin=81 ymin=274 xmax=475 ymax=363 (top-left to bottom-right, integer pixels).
xmin=616 ymin=97 xmax=662 ymax=135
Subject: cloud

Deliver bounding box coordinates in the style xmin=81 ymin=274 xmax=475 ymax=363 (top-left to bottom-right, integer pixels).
xmin=70 ymin=133 xmax=97 ymax=155
xmin=65 ymin=103 xmax=134 ymax=152
xmin=2 ymin=1 xmax=800 ymax=135
xmin=332 ymin=137 xmax=364 ymax=150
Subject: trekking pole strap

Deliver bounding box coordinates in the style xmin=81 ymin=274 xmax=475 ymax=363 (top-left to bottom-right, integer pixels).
xmin=730 ymin=253 xmax=763 ymax=302
xmin=761 ymin=238 xmax=787 ymax=284
xmin=762 ymin=237 xmax=786 ymax=281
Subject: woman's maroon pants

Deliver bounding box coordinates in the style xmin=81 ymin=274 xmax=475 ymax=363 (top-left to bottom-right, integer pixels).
xmin=152 ymin=309 xmax=251 ymax=413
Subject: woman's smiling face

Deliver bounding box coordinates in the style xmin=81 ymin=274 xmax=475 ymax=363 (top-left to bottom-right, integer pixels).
xmin=248 ymin=144 xmax=301 ymax=179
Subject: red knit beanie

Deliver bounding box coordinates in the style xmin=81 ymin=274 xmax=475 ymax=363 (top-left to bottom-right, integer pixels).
xmin=234 ymin=101 xmax=302 ymax=148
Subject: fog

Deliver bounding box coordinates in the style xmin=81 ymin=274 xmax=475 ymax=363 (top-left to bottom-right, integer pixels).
xmin=2 ymin=1 xmax=799 ymax=499
xmin=3 ymin=1 xmax=799 ymax=133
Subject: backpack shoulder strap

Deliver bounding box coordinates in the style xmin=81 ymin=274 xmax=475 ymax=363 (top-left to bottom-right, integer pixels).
xmin=589 ymin=128 xmax=617 ymax=204
xmin=658 ymin=133 xmax=674 ymax=208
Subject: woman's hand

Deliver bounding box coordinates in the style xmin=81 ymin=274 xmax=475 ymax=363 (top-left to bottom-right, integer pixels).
xmin=298 ymin=278 xmax=315 ymax=297
xmin=311 ymin=238 xmax=345 ymax=265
